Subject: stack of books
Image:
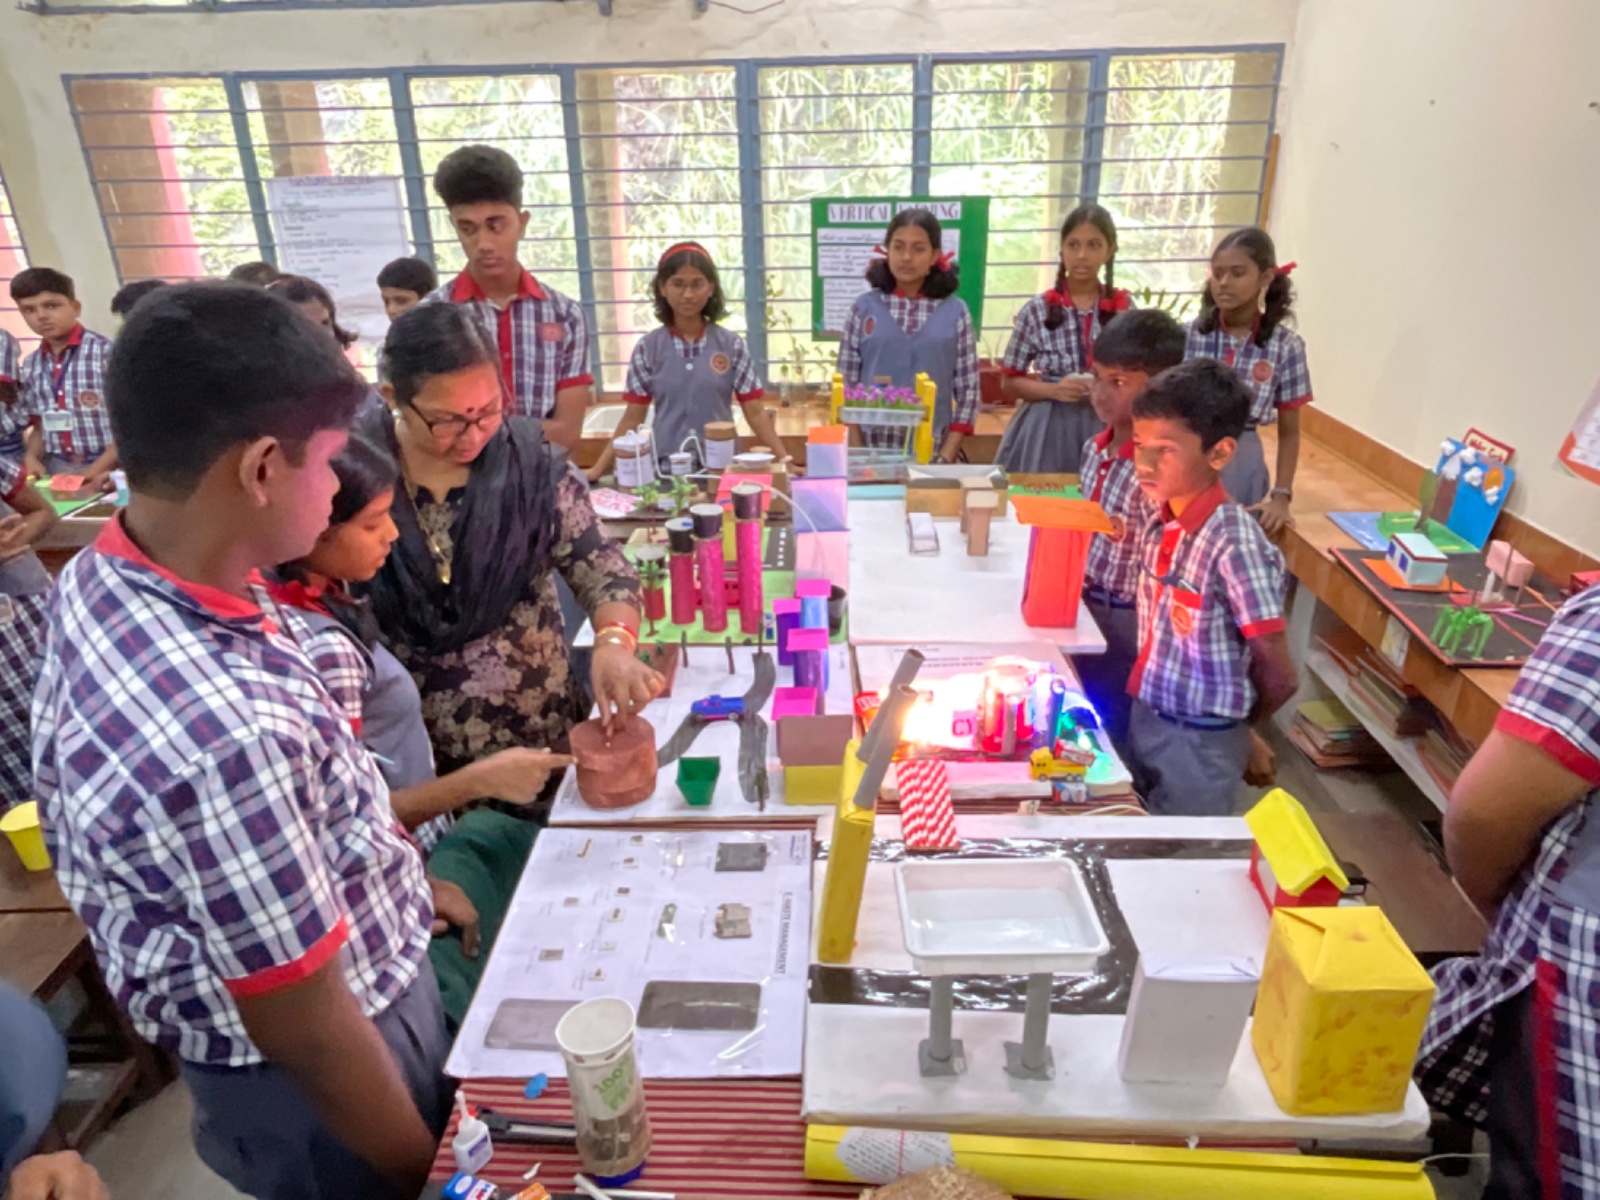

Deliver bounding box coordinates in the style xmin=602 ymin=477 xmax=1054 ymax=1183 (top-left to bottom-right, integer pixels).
xmin=1346 ymin=648 xmax=1437 ymax=738
xmin=1288 ymin=698 xmax=1390 ymax=769
xmin=1417 ymin=722 xmax=1474 ymax=795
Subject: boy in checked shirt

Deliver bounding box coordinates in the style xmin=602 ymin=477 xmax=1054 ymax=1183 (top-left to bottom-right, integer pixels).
xmin=1125 ymin=357 xmax=1297 ymax=815
xmin=10 ymin=268 xmax=116 ymax=486
xmin=1072 ymin=308 xmax=1187 ymax=757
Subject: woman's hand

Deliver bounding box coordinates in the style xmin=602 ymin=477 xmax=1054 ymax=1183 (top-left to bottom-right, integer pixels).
xmin=7 ymin=1152 xmax=110 ymax=1200
xmin=591 ymin=642 xmax=664 ymax=733
xmin=463 ymin=748 xmax=573 ymax=805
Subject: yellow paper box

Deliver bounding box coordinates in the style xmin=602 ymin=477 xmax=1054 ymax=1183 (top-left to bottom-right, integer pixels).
xmin=1252 ymin=906 xmax=1435 ymax=1116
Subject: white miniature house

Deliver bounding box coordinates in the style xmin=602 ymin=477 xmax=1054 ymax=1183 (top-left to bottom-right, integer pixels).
xmin=1386 ymin=532 xmax=1447 ymax=587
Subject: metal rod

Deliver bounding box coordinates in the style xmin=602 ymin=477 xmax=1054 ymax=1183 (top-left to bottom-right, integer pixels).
xmin=927 ymin=975 xmax=955 ymax=1063
xmin=1020 ymin=972 xmax=1053 ymax=1071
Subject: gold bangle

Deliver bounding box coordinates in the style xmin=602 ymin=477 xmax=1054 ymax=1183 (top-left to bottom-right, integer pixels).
xmin=595 ymin=622 xmax=638 ymax=651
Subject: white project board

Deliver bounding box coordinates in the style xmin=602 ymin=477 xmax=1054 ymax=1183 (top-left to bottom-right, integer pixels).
xmin=853 ymin=642 xmax=1134 ymax=797
xmin=450 ymin=827 xmax=812 ymax=1081
xmin=549 ymin=644 xmax=854 ymax=826
xmin=846 ymin=499 xmax=1107 ymax=655
xmin=802 ymin=814 xmax=1430 ymax=1143
xmin=263 ymin=175 xmax=410 ymax=347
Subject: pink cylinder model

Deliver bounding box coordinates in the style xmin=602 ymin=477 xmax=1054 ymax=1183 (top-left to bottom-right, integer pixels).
xmin=731 ymin=484 xmax=764 ymax=637
xmin=665 ymin=517 xmax=697 ymax=626
xmin=691 ymin=504 xmax=728 ymax=633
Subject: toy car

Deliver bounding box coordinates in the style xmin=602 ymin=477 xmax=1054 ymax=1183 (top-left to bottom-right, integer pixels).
xmin=1029 ymin=743 xmax=1096 ymax=781
xmin=690 ymin=694 xmax=746 ymax=721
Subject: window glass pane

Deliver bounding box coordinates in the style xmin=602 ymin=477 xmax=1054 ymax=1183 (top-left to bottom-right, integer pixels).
xmin=0 ymin=170 xmax=33 ymax=354
xmin=759 ymin=63 xmax=912 ymax=385
xmin=70 ymin=77 xmax=257 ymax=281
xmin=409 ymin=75 xmax=576 ymax=299
xmin=932 ymin=59 xmax=1092 ymax=356
xmin=1102 ymin=51 xmax=1277 ymax=307
xmin=576 ymin=66 xmax=741 ymax=391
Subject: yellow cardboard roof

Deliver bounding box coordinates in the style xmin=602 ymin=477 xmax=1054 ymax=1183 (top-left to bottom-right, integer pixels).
xmin=1245 ymin=788 xmax=1350 ymax=894
xmin=1272 ymin=907 xmax=1436 ymax=993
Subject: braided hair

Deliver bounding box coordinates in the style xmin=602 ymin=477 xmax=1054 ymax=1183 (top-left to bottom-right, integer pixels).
xmin=1043 ymin=204 xmax=1121 ymax=332
xmin=1194 ymin=226 xmax=1295 ymax=348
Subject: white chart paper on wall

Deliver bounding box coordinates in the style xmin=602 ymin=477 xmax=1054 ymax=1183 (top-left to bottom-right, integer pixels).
xmin=816 ymin=227 xmax=961 ymax=334
xmin=263 ymin=175 xmax=410 ymax=349
xmin=448 ymin=827 xmax=813 ymax=1081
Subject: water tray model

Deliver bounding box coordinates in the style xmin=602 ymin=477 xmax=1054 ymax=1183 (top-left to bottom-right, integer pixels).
xmin=894 ymin=858 xmax=1109 ymax=977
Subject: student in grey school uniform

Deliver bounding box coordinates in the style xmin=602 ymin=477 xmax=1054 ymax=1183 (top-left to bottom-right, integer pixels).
xmin=996 ymin=204 xmax=1133 ymax=476
xmin=836 ymin=208 xmax=979 ymax=463
xmin=1125 ymin=359 xmax=1298 ymax=816
xmin=587 ymin=242 xmax=793 ymax=480
xmin=0 ymin=463 xmax=56 ymax=808
xmin=1184 ymin=227 xmax=1312 ymax=537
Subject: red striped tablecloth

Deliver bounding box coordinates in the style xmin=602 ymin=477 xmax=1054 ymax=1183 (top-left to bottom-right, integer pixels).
xmin=433 ymin=1078 xmax=859 ymax=1199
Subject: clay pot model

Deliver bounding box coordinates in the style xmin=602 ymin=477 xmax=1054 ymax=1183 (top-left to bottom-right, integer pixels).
xmin=569 ymin=717 xmax=658 ymax=809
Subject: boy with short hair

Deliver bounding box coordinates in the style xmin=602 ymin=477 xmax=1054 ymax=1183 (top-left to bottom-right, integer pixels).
xmin=1073 ymin=309 xmax=1187 ymax=755
xmin=34 ymin=282 xmax=452 ymax=1199
xmin=428 ymin=144 xmax=591 ymax=449
xmin=228 ymin=260 xmax=280 ymax=287
xmin=10 ymin=268 xmax=117 ymax=486
xmin=377 ymin=256 xmax=437 ymax=322
xmin=109 ymin=278 xmax=169 ymax=323
xmin=1126 ymin=357 xmax=1297 ymax=815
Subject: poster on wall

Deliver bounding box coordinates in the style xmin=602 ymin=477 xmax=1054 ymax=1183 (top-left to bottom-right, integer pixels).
xmin=1558 ymin=375 xmax=1600 ymax=488
xmin=809 ymin=197 xmax=989 ymax=338
xmin=263 ymin=175 xmax=411 ymax=350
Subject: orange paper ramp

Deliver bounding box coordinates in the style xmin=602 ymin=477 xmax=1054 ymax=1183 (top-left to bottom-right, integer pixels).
xmin=1010 ymin=494 xmax=1115 ymax=534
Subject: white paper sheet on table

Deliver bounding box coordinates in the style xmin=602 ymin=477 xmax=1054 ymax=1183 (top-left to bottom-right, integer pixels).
xmin=548 ymin=644 xmax=853 ymax=825
xmin=853 ymin=643 xmax=1134 ymax=797
xmin=803 ymin=814 xmax=1430 ymax=1142
xmin=450 ymin=827 xmax=813 ymax=1081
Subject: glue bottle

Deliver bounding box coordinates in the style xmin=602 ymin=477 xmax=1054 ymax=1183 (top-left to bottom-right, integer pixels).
xmin=452 ymin=1093 xmax=494 ymax=1175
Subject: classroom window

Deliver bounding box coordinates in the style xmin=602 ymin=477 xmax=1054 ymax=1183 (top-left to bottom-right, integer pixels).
xmin=65 ymin=50 xmax=1279 ymax=388
xmin=759 ymin=63 xmax=914 ymax=388
xmin=409 ymin=74 xmax=577 ymax=296
xmin=69 ymin=77 xmax=256 ymax=280
xmin=1100 ymin=51 xmax=1278 ymax=312
xmin=930 ymin=59 xmax=1093 ymax=356
xmin=0 ymin=168 xmax=32 ymax=354
xmin=576 ymin=66 xmax=743 ymax=392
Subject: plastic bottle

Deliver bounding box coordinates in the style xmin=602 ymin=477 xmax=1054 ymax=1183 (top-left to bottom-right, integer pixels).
xmin=452 ymin=1093 xmax=494 ymax=1175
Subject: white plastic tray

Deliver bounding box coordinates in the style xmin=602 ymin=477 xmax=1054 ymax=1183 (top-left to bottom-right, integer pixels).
xmin=894 ymin=859 xmax=1109 ymax=976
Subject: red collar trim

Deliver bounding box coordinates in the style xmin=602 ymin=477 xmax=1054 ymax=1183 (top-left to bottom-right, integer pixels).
xmin=46 ymin=325 xmax=86 ymax=359
xmin=891 ymin=287 xmax=926 ymax=300
xmin=450 ymin=268 xmax=545 ymax=304
xmin=264 ymin=576 xmax=332 ymax=618
xmin=1163 ymin=483 xmax=1229 ymax=534
xmin=94 ymin=515 xmax=265 ymax=620
xmin=1089 ymin=427 xmax=1136 ymax=460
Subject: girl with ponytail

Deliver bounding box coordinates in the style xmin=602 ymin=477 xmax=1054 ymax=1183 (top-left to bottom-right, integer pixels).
xmin=996 ymin=204 xmax=1132 ymax=474
xmin=836 ymin=207 xmax=979 ymax=461
xmin=1186 ymin=227 xmax=1311 ymax=534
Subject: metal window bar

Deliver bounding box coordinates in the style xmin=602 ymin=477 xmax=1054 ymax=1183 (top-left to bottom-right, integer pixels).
xmin=59 ymin=48 xmax=1280 ymax=385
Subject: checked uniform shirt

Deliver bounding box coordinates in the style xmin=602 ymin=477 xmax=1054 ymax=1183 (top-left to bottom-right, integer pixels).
xmin=33 ymin=517 xmax=432 ymax=1066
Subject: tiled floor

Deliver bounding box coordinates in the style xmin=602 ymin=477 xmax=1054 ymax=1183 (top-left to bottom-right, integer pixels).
xmin=80 ymin=721 xmax=1488 ymax=1200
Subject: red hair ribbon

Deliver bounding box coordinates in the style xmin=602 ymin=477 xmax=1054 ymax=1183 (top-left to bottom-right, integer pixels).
xmin=659 ymin=241 xmax=709 ymax=267
xmin=870 ymin=245 xmax=888 ymax=259
xmin=934 ymin=250 xmax=955 ymax=272
xmin=1277 ymin=261 xmax=1297 ymax=276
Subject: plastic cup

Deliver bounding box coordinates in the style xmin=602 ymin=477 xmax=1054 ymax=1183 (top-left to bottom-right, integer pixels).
xmin=1 ymin=802 xmax=51 ymax=872
xmin=677 ymin=757 xmax=720 ymax=807
xmin=555 ymin=998 xmax=652 ymax=1184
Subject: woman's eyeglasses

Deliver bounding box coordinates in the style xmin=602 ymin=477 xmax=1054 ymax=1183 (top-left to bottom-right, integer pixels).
xmin=407 ymin=395 xmax=507 ymax=442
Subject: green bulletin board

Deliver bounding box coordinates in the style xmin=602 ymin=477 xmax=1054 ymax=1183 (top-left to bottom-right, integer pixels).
xmin=809 ymin=197 xmax=990 ymax=339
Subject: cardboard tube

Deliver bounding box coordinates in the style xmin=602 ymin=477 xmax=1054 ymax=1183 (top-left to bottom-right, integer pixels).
xmin=857 ymin=649 xmax=924 ymax=763
xmin=851 ymin=685 xmax=915 ymax=814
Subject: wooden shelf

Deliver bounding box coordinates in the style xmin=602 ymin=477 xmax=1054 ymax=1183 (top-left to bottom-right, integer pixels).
xmin=1302 ymin=648 xmax=1452 ymax=813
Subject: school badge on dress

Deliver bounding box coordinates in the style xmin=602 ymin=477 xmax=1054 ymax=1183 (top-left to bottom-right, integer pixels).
xmin=1170 ymin=603 xmax=1196 ymax=639
xmin=1251 ymin=360 xmax=1274 ymax=383
xmin=709 ymin=352 xmax=731 ymax=375
xmin=539 ymin=321 xmax=564 ymax=343
xmin=1108 ymin=514 xmax=1127 ymax=543
xmin=862 ymin=316 xmax=876 ymax=337
xmin=78 ymin=390 xmax=101 ymax=409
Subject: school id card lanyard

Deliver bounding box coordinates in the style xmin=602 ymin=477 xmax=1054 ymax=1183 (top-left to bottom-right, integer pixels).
xmin=43 ymin=342 xmax=79 ymax=459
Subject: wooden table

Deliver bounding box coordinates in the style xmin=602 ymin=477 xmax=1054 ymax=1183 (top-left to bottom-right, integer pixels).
xmin=0 ymin=840 xmax=71 ymax=913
